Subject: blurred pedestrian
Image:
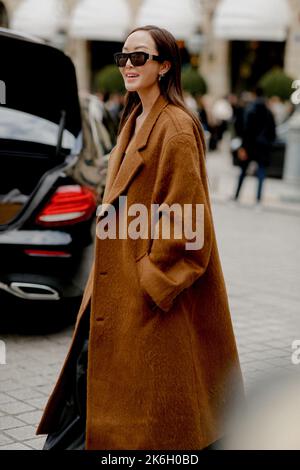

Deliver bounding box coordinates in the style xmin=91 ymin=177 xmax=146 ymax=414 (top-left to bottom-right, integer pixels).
xmin=209 ymin=95 xmax=233 ymax=151
xmin=228 ymin=93 xmax=246 ymax=139
xmin=195 ymin=94 xmax=210 ymax=132
xmin=105 ymin=92 xmax=125 ymax=124
xmin=183 ymin=90 xmax=198 ymax=113
xmin=233 ymin=86 xmax=276 ymax=204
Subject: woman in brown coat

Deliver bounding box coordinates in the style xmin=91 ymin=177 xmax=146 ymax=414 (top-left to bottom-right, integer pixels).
xmin=37 ymin=25 xmax=244 ymax=450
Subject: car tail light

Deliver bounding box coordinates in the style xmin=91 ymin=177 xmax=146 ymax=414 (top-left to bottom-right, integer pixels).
xmin=24 ymin=250 xmax=71 ymax=258
xmin=36 ymin=185 xmax=97 ymax=227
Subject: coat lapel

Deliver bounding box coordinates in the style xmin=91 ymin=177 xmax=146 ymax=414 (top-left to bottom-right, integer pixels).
xmin=102 ymin=94 xmax=169 ymax=207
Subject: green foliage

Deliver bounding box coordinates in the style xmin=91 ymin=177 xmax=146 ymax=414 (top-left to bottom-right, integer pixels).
xmin=259 ymin=68 xmax=294 ymax=101
xmin=94 ymin=65 xmax=125 ymax=94
xmin=181 ymin=65 xmax=208 ymax=96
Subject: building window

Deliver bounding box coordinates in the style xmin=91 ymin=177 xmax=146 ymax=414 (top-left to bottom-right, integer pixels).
xmin=230 ymin=40 xmax=286 ymax=93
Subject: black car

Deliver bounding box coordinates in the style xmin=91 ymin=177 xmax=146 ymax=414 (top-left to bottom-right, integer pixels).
xmin=0 ymin=29 xmax=101 ymax=330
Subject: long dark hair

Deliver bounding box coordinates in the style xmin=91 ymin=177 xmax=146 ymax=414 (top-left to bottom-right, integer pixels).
xmin=117 ymin=25 xmax=206 ymax=152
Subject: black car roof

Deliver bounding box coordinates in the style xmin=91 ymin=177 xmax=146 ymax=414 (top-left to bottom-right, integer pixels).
xmin=0 ymin=26 xmax=46 ymax=45
xmin=0 ymin=27 xmax=82 ymax=137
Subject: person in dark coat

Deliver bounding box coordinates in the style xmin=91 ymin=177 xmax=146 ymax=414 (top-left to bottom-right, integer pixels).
xmin=233 ymin=87 xmax=276 ymax=203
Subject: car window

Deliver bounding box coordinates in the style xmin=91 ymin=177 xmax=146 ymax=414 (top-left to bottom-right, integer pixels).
xmin=0 ymin=107 xmax=76 ymax=149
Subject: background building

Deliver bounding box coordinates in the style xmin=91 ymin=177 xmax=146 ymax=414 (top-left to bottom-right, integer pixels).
xmin=1 ymin=0 xmax=300 ymax=97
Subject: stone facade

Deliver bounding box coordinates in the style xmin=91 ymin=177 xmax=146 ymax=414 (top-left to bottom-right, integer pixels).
xmin=199 ymin=0 xmax=229 ymax=98
xmin=284 ymin=0 xmax=300 ymax=81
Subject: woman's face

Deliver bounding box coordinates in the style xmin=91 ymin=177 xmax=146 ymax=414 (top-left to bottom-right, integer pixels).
xmin=120 ymin=30 xmax=167 ymax=93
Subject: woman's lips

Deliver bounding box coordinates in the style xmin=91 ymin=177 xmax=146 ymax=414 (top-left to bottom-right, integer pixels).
xmin=125 ymin=74 xmax=140 ymax=81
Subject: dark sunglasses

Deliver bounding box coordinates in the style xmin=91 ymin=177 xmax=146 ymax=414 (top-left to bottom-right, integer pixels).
xmin=114 ymin=51 xmax=164 ymax=67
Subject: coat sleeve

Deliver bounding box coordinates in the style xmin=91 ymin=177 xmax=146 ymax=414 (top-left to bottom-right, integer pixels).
xmin=136 ymin=132 xmax=213 ymax=312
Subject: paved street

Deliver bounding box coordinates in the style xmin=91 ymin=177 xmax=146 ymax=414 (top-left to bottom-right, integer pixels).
xmin=0 ymin=149 xmax=299 ymax=450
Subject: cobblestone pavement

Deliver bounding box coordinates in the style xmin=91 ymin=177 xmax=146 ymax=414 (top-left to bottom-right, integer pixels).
xmin=0 ymin=153 xmax=299 ymax=449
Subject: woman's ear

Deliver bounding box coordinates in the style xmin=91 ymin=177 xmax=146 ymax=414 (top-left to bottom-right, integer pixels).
xmin=160 ymin=60 xmax=171 ymax=75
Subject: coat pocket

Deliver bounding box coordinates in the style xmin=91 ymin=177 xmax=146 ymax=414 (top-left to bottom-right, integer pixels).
xmin=135 ymin=252 xmax=160 ymax=312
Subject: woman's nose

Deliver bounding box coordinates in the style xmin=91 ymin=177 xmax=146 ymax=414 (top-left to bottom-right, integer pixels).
xmin=125 ymin=57 xmax=133 ymax=67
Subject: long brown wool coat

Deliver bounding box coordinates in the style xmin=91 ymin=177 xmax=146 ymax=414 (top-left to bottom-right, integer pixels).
xmin=36 ymin=94 xmax=244 ymax=450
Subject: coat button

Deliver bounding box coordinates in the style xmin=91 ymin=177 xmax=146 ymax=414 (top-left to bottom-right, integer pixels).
xmin=96 ymin=316 xmax=105 ymax=322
